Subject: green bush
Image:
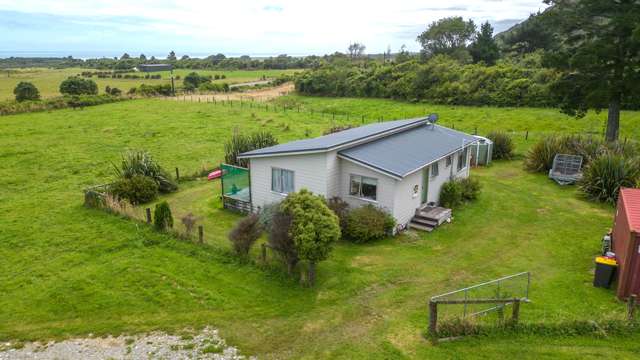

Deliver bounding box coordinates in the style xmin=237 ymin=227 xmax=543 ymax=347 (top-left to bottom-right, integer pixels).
xmin=439 ymin=180 xmax=463 ymax=208
xmin=229 ymin=214 xmax=263 ymax=256
xmin=59 ymin=77 xmax=98 ymax=95
xmin=198 ymin=82 xmax=229 ymax=92
xmin=183 ymin=72 xmax=211 ymax=91
xmin=486 ymin=131 xmax=514 ymax=160
xmin=0 ymin=95 xmax=123 ymax=116
xmin=344 ymin=204 xmax=395 ymax=243
xmin=459 ymin=177 xmax=482 ymax=201
xmin=268 ymin=209 xmax=298 ymax=274
xmin=109 ymin=175 xmax=158 ymax=204
xmin=224 ymin=132 xmax=278 ymax=168
xmin=114 ymin=150 xmax=177 ymax=193
xmin=281 ymin=189 xmax=340 ymax=286
xmin=14 ymin=82 xmax=40 ymax=102
xmin=579 ymin=154 xmax=640 ymax=204
xmin=154 ymin=201 xmax=173 ymax=231
xmin=440 ymin=177 xmax=482 ymax=208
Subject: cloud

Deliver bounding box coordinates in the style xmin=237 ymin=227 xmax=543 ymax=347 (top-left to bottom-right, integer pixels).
xmin=0 ymin=0 xmax=549 ymax=56
xmin=263 ymin=5 xmax=284 ymax=12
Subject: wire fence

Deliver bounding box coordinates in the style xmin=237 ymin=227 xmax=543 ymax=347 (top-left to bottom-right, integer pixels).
xmin=430 ymin=272 xmax=531 ymax=321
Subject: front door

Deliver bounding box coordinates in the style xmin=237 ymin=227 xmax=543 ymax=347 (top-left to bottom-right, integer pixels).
xmin=421 ymin=167 xmax=430 ymax=204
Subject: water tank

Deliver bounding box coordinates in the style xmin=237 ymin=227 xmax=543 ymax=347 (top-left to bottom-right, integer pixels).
xmin=470 ymin=135 xmax=493 ymax=166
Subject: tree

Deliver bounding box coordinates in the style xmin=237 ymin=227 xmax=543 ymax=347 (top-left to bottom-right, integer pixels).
xmin=121 ymin=53 xmax=130 ymax=59
xmin=182 ymin=72 xmax=210 ymax=91
xmin=167 ymin=51 xmax=177 ymax=61
xmin=139 ymin=54 xmax=147 ymax=61
xmin=280 ymin=189 xmax=340 ymax=286
xmin=181 ymin=54 xmax=190 ymax=60
xmin=499 ymin=11 xmax=555 ymax=55
xmin=13 ymin=82 xmax=40 ymax=102
xmin=395 ymin=44 xmax=412 ymax=63
xmin=59 ymin=77 xmax=98 ymax=95
xmin=544 ymin=0 xmax=640 ymax=141
xmin=417 ymin=17 xmax=476 ymax=60
xmin=347 ymin=42 xmax=366 ymax=59
xmin=469 ymin=21 xmax=500 ymax=65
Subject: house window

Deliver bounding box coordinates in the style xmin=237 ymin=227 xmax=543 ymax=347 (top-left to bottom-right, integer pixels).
xmin=431 ymin=162 xmax=439 ymax=178
xmin=457 ymin=148 xmax=468 ymax=171
xmin=446 ymin=155 xmax=452 ymax=167
xmin=350 ymin=175 xmax=377 ymax=201
xmin=271 ymin=168 xmax=294 ymax=194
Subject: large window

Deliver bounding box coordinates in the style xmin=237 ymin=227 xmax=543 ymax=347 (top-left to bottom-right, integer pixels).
xmin=431 ymin=162 xmax=439 ymax=178
xmin=350 ymin=175 xmax=377 ymax=201
xmin=272 ymin=168 xmax=294 ymax=194
xmin=457 ymin=148 xmax=468 ymax=171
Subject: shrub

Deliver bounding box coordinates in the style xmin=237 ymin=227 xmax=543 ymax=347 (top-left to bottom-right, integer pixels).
xmin=113 ymin=150 xmax=177 ymax=193
xmin=524 ymin=136 xmax=565 ymax=172
xmin=154 ymin=201 xmax=173 ymax=231
xmin=0 ymin=95 xmax=123 ymax=116
xmin=439 ymin=180 xmax=463 ymax=208
xmin=180 ymin=212 xmax=198 ymax=237
xmin=579 ymin=154 xmax=640 ymax=204
xmin=326 ymin=197 xmax=350 ymax=232
xmin=183 ymin=72 xmax=211 ymax=91
xmin=224 ymin=132 xmax=278 ymax=168
xmin=59 ymin=77 xmax=98 ymax=95
xmin=228 ymin=214 xmax=262 ymax=256
xmin=109 ymin=87 xmax=122 ymax=96
xmin=459 ymin=177 xmax=481 ymax=201
xmin=344 ymin=204 xmax=395 ymax=243
xmin=110 ymin=175 xmax=158 ymax=204
xmin=281 ymin=189 xmax=340 ymax=285
xmin=486 ymin=131 xmax=514 ymax=160
xmin=14 ymin=82 xmax=40 ymax=102
xmin=268 ymin=209 xmax=298 ymax=274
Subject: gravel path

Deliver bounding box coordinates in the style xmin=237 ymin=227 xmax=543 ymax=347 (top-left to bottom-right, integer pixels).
xmin=0 ymin=327 xmax=254 ymax=360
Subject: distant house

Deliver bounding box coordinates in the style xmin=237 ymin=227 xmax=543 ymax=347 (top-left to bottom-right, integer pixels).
xmin=237 ymin=118 xmax=477 ymax=231
xmin=135 ymin=64 xmax=173 ymax=72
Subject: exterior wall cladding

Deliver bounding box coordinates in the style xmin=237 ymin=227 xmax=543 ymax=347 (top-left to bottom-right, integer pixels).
xmin=248 ymin=145 xmax=472 ymax=227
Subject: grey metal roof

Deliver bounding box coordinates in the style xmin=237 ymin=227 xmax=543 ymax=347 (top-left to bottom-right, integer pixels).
xmin=238 ymin=118 xmax=426 ymax=158
xmin=339 ymin=124 xmax=477 ymax=178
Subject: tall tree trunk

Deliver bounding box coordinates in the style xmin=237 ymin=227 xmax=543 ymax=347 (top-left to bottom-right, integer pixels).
xmin=308 ymin=262 xmax=316 ymax=287
xmin=606 ymin=96 xmax=621 ymax=142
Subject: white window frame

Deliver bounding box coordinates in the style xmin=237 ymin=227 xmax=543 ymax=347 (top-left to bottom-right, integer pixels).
xmin=349 ymin=174 xmax=378 ymax=202
xmin=271 ymin=167 xmax=294 ymax=194
xmin=457 ymin=148 xmax=468 ymax=172
xmin=430 ymin=162 xmax=439 ymax=178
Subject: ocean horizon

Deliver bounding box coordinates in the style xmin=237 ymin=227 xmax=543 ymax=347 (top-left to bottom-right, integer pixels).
xmin=0 ymin=50 xmax=312 ymax=60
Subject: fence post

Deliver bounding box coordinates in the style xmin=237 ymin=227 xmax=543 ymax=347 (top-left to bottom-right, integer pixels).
xmin=512 ymin=299 xmax=521 ymax=325
xmin=175 ymin=167 xmax=180 ymax=181
xmin=525 ymin=130 xmax=529 ymax=140
xmin=429 ymin=300 xmax=438 ymax=344
xmin=628 ymin=294 xmax=637 ymax=322
xmin=145 ymin=208 xmax=152 ymax=224
xmin=261 ymin=243 xmax=267 ymax=263
xmin=198 ymin=225 xmax=204 ymax=244
xmin=362 ymin=115 xmax=365 ymax=124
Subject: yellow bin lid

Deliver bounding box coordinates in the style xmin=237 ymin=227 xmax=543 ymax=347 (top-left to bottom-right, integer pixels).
xmin=595 ymin=256 xmax=618 ymax=266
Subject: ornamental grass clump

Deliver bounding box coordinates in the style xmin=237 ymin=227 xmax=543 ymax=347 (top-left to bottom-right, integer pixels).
xmin=154 ymin=201 xmax=173 ymax=231
xmin=579 ymin=154 xmax=640 ymax=204
xmin=486 ymin=131 xmax=514 ymax=160
xmin=113 ymin=150 xmax=177 ymax=193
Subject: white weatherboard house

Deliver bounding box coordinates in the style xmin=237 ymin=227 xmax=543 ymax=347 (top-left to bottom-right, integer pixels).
xmin=238 ymin=118 xmax=477 ymax=231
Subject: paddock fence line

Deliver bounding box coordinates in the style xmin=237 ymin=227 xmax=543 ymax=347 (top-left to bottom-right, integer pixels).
xmin=428 ymin=272 xmax=531 ymax=343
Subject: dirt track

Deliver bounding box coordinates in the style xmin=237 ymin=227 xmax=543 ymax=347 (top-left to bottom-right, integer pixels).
xmin=170 ymin=83 xmax=294 ymax=103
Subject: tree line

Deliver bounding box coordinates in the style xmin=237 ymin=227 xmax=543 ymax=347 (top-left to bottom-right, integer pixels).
xmin=295 ymin=0 xmax=640 ymax=142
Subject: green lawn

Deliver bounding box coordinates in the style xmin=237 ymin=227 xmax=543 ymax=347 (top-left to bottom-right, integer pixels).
xmin=0 ymin=68 xmax=299 ymax=100
xmin=1 ymin=98 xmax=640 ymax=359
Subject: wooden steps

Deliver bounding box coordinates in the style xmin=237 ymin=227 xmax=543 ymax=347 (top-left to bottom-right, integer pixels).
xmin=409 ymin=206 xmax=451 ymax=232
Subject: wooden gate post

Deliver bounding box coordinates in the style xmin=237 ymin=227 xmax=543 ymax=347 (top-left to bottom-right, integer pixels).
xmin=145 ymin=208 xmax=152 ymax=224
xmin=512 ymin=299 xmax=521 ymax=325
xmin=198 ymin=225 xmax=204 ymax=243
xmin=175 ymin=167 xmax=180 ymax=181
xmin=627 ymin=294 xmax=637 ymax=322
xmin=429 ymin=300 xmax=438 ymax=344
xmin=261 ymin=243 xmax=267 ymax=263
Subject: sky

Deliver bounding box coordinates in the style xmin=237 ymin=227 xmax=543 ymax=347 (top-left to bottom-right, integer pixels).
xmin=0 ymin=0 xmax=549 ymax=58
